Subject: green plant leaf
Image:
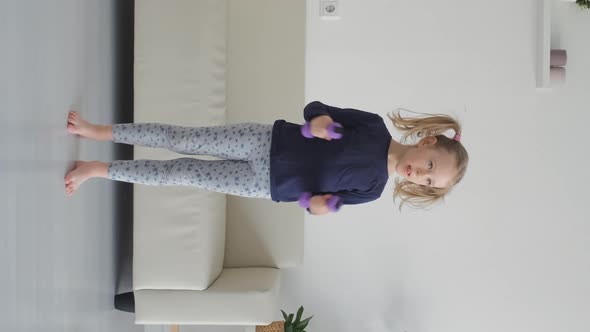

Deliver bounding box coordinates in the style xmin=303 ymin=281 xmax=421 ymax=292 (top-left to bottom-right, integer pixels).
xmin=287 ymin=314 xmax=294 ymax=325
xmin=294 ymin=306 xmax=304 ymax=325
xmin=296 ymin=316 xmax=313 ymax=330
xmin=281 ymin=310 xmax=289 ymax=321
xmin=285 ymin=325 xmax=293 ymax=332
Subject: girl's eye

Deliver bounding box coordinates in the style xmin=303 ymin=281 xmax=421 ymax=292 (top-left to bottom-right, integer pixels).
xmin=428 ymin=161 xmax=433 ymax=169
xmin=426 ymin=178 xmax=432 ymax=186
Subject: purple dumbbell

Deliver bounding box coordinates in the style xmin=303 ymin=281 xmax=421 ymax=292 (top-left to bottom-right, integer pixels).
xmin=298 ymin=192 xmax=343 ymax=213
xmin=301 ymin=122 xmax=344 ymax=139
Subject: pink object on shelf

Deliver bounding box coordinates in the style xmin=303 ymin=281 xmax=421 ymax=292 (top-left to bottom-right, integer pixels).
xmin=550 ymin=49 xmax=567 ymax=67
xmin=550 ymin=67 xmax=566 ymax=84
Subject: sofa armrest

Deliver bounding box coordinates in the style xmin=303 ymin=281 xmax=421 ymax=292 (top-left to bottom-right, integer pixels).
xmin=134 ymin=267 xmax=280 ymax=325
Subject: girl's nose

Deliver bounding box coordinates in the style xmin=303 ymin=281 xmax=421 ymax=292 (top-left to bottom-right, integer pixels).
xmin=415 ymin=168 xmax=428 ymax=178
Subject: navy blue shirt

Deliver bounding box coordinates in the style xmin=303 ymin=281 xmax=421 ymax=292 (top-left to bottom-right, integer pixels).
xmin=269 ymin=101 xmax=392 ymax=205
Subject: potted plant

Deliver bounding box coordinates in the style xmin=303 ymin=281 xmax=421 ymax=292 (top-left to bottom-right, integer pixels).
xmin=256 ymin=306 xmax=313 ymax=332
xmin=562 ymin=0 xmax=590 ymax=9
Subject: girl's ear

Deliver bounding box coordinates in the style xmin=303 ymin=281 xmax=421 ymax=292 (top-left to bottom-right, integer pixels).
xmin=418 ymin=136 xmax=438 ymax=147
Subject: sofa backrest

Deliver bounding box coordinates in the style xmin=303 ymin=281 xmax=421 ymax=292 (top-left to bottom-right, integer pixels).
xmin=224 ymin=0 xmax=306 ymax=269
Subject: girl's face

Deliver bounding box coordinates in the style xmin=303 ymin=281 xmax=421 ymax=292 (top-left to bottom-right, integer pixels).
xmin=396 ymin=137 xmax=457 ymax=188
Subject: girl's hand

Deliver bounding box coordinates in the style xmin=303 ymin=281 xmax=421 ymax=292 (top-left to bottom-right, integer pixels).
xmin=310 ymin=115 xmax=334 ymax=140
xmin=309 ymin=194 xmax=333 ymax=215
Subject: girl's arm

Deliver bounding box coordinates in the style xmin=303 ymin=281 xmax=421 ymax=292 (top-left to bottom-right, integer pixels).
xmin=307 ymin=190 xmax=379 ymax=214
xmin=333 ymin=189 xmax=379 ymax=205
xmin=303 ymin=101 xmax=383 ymax=128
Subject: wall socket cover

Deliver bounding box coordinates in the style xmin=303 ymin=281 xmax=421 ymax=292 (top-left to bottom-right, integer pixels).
xmin=320 ymin=0 xmax=340 ymax=19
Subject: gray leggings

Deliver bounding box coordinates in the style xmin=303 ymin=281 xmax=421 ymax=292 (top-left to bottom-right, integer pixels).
xmin=107 ymin=123 xmax=273 ymax=199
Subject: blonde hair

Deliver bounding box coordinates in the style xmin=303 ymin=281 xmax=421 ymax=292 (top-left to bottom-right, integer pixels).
xmin=388 ymin=109 xmax=469 ymax=209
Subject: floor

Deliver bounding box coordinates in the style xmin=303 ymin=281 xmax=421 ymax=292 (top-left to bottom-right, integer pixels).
xmin=0 ymin=1 xmax=139 ymax=331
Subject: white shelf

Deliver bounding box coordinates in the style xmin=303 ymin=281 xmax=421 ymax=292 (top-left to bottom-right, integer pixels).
xmin=536 ymin=0 xmax=552 ymax=89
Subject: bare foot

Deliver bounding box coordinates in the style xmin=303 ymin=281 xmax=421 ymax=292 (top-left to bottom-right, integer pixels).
xmin=64 ymin=161 xmax=108 ymax=196
xmin=66 ymin=111 xmax=112 ymax=140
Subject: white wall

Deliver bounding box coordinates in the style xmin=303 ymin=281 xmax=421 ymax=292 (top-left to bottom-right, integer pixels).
xmin=181 ymin=1 xmax=590 ymax=332
xmin=278 ymin=1 xmax=590 ymax=332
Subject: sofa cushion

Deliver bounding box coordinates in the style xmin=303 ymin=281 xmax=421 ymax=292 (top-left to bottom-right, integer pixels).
xmin=133 ymin=0 xmax=228 ymax=290
xmin=133 ymin=185 xmax=226 ymax=290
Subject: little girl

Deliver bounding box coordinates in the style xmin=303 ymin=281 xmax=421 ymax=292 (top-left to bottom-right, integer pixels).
xmin=65 ymin=101 xmax=469 ymax=214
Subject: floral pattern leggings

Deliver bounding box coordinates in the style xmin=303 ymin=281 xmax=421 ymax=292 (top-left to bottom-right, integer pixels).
xmin=107 ymin=123 xmax=273 ymax=199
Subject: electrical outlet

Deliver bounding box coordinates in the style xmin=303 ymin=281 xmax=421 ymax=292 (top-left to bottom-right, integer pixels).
xmin=320 ymin=0 xmax=340 ymax=19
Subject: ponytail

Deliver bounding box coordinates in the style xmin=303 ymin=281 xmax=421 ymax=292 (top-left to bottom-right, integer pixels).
xmin=388 ymin=109 xmax=461 ymax=143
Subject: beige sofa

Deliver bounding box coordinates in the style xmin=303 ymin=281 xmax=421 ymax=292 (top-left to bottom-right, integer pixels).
xmin=130 ymin=0 xmax=305 ymax=326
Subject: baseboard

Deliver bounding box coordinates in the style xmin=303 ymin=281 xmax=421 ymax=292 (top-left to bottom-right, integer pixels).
xmin=113 ymin=0 xmax=135 ymax=311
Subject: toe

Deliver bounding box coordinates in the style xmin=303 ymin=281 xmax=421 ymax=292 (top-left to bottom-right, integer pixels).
xmin=67 ymin=124 xmax=78 ymax=134
xmin=68 ymin=112 xmax=78 ymax=122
